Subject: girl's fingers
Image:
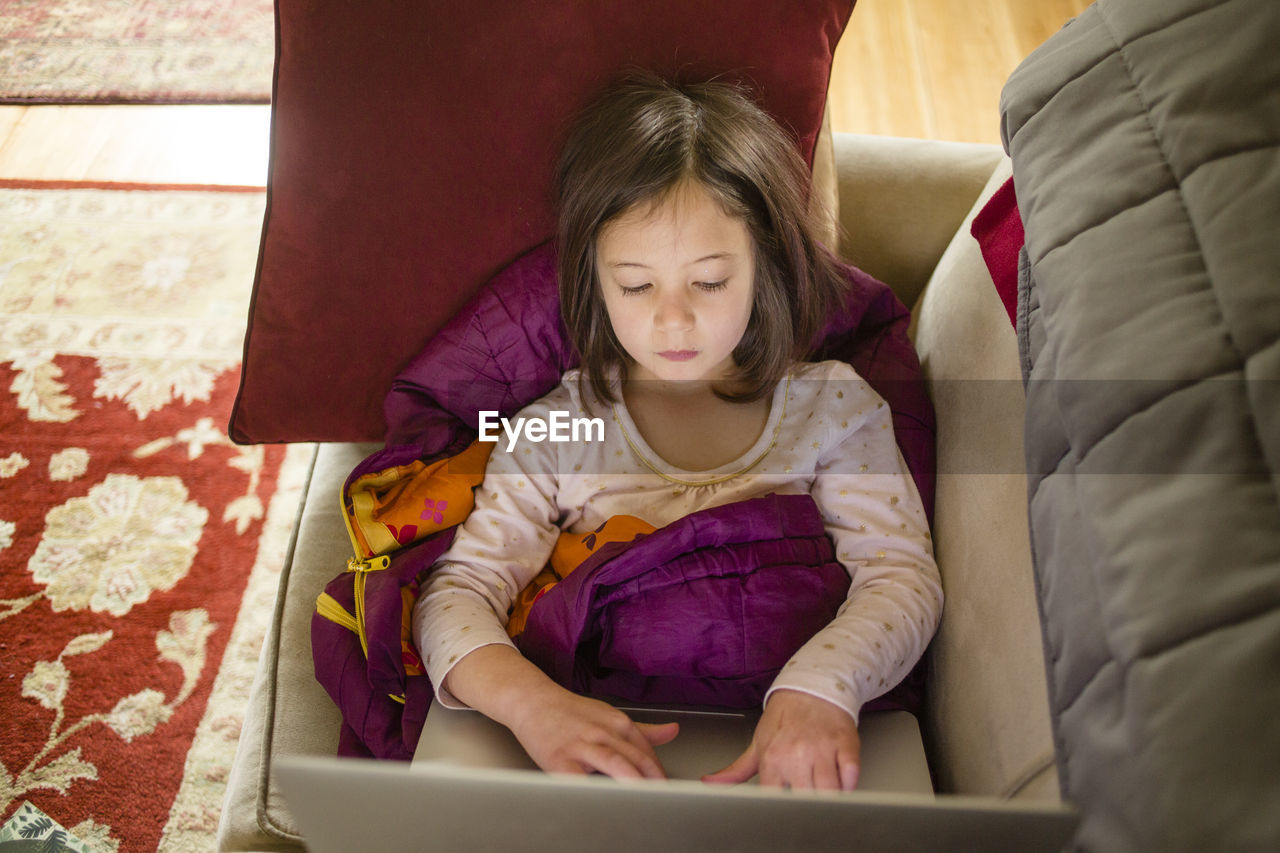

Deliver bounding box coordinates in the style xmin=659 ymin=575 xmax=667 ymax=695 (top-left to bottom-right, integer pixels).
xmin=702 ymin=745 xmax=759 ymax=785
xmin=615 ymin=721 xmax=673 ymax=779
xmin=516 ymin=707 xmax=668 ymax=780
xmin=543 ymin=756 xmax=590 ymax=776
xmin=812 ymin=756 xmax=841 ymax=791
xmin=635 ymin=720 xmax=680 ymax=747
xmin=589 ymin=721 xmax=670 ymax=780
xmin=758 ymin=758 xmax=785 ymax=789
xmin=758 ymin=743 xmax=852 ymax=791
xmin=779 ymin=758 xmax=816 ymax=791
xmin=837 ymin=737 xmax=861 ymax=790
xmin=839 ymin=760 xmax=861 ymax=791
xmin=578 ymin=740 xmax=650 ymax=780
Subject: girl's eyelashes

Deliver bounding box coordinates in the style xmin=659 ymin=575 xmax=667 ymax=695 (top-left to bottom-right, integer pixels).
xmin=619 ymin=280 xmax=728 ymax=297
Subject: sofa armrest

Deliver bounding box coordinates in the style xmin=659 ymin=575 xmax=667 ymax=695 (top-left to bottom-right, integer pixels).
xmin=911 ymin=156 xmax=1060 ymax=801
xmin=833 ymin=133 xmax=1002 ymax=312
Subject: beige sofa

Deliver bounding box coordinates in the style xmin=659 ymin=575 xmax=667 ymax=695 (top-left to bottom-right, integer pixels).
xmin=217 ymin=131 xmax=1059 ymax=850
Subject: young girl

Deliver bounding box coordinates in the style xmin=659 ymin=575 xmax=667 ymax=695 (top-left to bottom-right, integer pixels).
xmin=413 ymin=74 xmax=941 ymax=791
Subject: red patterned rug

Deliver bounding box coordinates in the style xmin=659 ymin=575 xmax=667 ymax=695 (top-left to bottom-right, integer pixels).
xmin=0 ymin=0 xmax=274 ymax=104
xmin=0 ymin=182 xmax=312 ymax=852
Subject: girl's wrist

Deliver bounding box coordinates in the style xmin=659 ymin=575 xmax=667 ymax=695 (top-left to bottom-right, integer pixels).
xmin=443 ymin=644 xmax=562 ymax=729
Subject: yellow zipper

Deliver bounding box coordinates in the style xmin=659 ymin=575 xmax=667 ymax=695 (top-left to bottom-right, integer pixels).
xmin=328 ymin=475 xmax=408 ymax=706
xmin=339 ymin=481 xmax=391 ymax=658
xmin=315 ymin=592 xmax=359 ymax=633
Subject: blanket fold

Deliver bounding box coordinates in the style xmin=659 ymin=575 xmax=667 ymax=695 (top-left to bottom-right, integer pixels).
xmin=517 ymin=493 xmax=853 ymax=709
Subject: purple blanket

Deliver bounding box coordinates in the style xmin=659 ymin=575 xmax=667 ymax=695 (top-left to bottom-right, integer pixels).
xmin=312 ymin=241 xmax=935 ymax=760
xmin=517 ymin=493 xmax=852 ymax=708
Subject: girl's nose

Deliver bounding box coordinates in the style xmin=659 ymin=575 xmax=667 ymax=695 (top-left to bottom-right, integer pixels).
xmin=654 ymin=290 xmax=695 ymax=332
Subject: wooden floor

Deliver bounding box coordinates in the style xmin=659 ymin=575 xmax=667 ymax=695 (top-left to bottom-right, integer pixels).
xmin=830 ymin=0 xmax=1091 ymax=142
xmin=0 ymin=1 xmax=1090 ymax=186
xmin=0 ymin=104 xmax=272 ymax=186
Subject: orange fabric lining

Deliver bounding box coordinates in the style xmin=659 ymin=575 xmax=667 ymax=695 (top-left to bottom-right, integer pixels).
xmin=506 ymin=515 xmax=655 ymax=637
xmin=346 ymin=440 xmax=492 ymax=558
xmin=340 ymin=441 xmax=655 ymax=654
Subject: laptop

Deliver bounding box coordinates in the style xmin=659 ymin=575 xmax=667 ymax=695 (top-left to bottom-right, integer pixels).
xmin=276 ymin=701 xmax=1078 ymax=852
xmin=414 ymin=699 xmax=936 ymax=793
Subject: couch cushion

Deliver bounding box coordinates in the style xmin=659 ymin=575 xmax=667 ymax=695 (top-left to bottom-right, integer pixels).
xmin=217 ymin=443 xmax=377 ymax=850
xmin=229 ymin=0 xmax=856 ymax=444
xmin=833 ymin=134 xmax=1003 ymax=313
xmin=910 ymin=157 xmax=1058 ymax=800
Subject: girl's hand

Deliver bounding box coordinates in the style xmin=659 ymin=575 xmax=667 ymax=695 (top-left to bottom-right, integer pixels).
xmin=507 ymin=684 xmax=679 ymax=781
xmin=442 ymin=645 xmax=678 ymax=781
xmin=702 ymin=689 xmax=861 ymax=791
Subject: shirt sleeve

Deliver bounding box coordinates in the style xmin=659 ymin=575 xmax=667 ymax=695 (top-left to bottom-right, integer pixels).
xmin=413 ymin=400 xmax=565 ymax=709
xmin=765 ymin=374 xmax=943 ymax=725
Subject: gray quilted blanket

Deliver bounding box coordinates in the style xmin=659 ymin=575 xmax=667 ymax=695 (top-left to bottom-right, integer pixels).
xmin=1001 ymin=0 xmax=1280 ymax=851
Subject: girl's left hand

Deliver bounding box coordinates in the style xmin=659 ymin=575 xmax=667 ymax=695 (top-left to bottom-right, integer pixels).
xmin=701 ymin=689 xmax=860 ymax=791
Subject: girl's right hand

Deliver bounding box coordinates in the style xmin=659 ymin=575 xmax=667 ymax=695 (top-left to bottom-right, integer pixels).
xmin=507 ymin=686 xmax=679 ymax=781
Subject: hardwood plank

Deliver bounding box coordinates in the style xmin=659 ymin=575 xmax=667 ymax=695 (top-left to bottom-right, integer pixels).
xmin=1005 ymin=0 xmax=1093 ymax=50
xmin=830 ymin=0 xmax=1091 ymax=143
xmin=0 ymin=105 xmax=117 ymax=180
xmin=829 ymin=0 xmax=933 ymax=139
xmin=0 ymin=105 xmax=270 ymax=185
xmin=0 ymin=106 xmax=26 ymax=152
xmin=912 ymin=0 xmax=1026 ymax=143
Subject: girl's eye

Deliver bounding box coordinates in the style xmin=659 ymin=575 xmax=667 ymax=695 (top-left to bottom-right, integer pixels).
xmin=619 ymin=280 xmax=726 ymax=296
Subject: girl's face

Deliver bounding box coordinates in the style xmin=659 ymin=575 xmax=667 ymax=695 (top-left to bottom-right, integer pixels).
xmin=596 ymin=180 xmax=755 ymax=387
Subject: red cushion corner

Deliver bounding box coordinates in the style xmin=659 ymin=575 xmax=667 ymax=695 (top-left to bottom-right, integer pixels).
xmin=969 ymin=177 xmax=1023 ymax=330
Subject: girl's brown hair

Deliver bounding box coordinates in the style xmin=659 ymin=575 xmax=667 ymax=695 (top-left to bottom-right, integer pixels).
xmin=556 ymin=72 xmax=847 ymax=408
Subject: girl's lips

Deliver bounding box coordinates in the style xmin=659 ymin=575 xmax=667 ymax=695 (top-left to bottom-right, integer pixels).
xmin=658 ymin=350 xmax=699 ymax=361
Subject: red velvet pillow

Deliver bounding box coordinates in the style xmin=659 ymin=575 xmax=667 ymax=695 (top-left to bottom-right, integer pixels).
xmin=969 ymin=177 xmax=1023 ymax=329
xmin=230 ymin=0 xmax=857 ymax=443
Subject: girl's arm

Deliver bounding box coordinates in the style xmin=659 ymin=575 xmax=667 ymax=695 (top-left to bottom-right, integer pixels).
xmin=712 ymin=373 xmax=942 ymax=790
xmin=413 ymin=392 xmax=677 ymax=778
xmin=414 ymin=389 xmax=576 ymax=706
xmin=772 ymin=390 xmax=942 ymax=723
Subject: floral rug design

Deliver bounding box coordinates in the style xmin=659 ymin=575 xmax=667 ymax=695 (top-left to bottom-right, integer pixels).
xmin=0 ymin=183 xmax=313 ymax=852
xmin=0 ymin=0 xmax=274 ymax=104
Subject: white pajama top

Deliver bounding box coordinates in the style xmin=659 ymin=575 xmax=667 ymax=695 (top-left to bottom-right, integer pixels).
xmin=413 ymin=359 xmax=942 ymax=724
